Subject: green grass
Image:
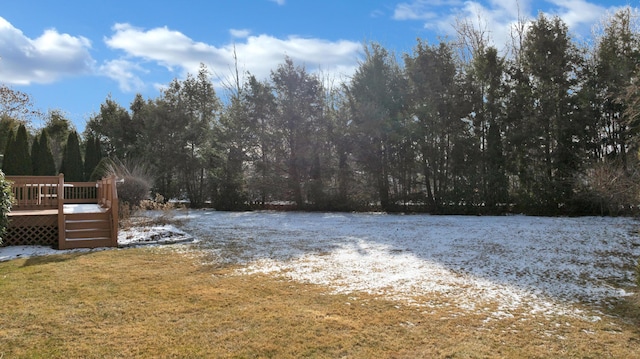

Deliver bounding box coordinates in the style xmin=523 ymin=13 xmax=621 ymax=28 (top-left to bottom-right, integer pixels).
xmin=0 ymin=247 xmax=638 ymax=358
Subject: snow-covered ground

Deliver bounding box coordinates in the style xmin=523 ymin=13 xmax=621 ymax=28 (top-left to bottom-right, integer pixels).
xmin=0 ymin=222 xmax=190 ymax=261
xmin=2 ymin=210 xmax=639 ymax=321
xmin=118 ymin=223 xmax=193 ymax=247
xmin=180 ymin=211 xmax=640 ymax=320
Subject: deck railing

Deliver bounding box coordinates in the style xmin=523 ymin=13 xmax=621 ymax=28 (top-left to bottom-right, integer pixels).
xmin=97 ymin=176 xmax=119 ymax=246
xmin=7 ymin=175 xmax=63 ymax=210
xmin=6 ymin=176 xmax=112 ymax=208
xmin=64 ymin=182 xmax=98 ymax=203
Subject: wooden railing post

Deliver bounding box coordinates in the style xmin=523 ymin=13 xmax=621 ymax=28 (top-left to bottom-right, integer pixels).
xmin=57 ymin=173 xmax=66 ymax=249
xmin=110 ymin=175 xmax=119 ymax=247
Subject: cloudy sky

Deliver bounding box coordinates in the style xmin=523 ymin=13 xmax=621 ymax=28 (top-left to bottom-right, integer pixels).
xmin=0 ymin=0 xmax=633 ymax=131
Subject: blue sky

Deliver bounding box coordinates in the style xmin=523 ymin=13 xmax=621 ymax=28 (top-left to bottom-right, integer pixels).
xmin=0 ymin=0 xmax=634 ymax=132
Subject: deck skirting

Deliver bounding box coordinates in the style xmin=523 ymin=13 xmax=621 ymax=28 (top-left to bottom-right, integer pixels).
xmin=4 ymin=214 xmax=58 ymax=247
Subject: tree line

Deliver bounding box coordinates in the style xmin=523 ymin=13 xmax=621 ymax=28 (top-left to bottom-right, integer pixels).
xmin=1 ymin=109 xmax=103 ymax=182
xmin=2 ymin=9 xmax=640 ymax=215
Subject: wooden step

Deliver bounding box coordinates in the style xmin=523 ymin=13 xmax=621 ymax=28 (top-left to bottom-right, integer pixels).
xmin=60 ymin=211 xmax=116 ymax=249
xmin=61 ymin=237 xmax=113 ymax=249
xmin=66 ymin=229 xmax=112 ymax=240
xmin=64 ymin=212 xmax=112 ymax=241
xmin=66 ymin=219 xmax=110 ymax=230
xmin=65 ymin=212 xmax=109 ymax=221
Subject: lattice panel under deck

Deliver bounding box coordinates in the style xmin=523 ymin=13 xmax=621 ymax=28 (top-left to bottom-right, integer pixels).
xmin=3 ymin=215 xmax=58 ymax=247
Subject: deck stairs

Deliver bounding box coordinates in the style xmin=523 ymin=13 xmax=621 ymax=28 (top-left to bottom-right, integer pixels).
xmin=62 ymin=211 xmax=114 ymax=249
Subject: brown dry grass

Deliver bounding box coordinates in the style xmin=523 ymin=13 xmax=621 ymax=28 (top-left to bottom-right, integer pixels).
xmin=0 ymin=247 xmax=638 ymax=358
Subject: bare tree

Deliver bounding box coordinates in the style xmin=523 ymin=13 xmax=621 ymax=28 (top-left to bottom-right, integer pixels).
xmin=0 ymin=84 xmax=40 ymax=121
xmin=453 ymin=6 xmax=491 ymax=62
xmin=508 ymin=0 xmax=529 ymax=61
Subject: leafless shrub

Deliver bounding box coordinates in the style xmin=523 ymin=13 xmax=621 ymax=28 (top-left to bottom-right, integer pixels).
xmin=578 ymin=160 xmax=640 ymax=215
xmin=138 ymin=193 xmax=175 ymax=211
xmin=96 ymin=158 xmax=152 ymax=211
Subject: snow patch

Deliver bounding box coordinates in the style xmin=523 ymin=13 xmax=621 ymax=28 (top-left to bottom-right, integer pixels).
xmin=184 ymin=211 xmax=640 ymax=320
xmin=118 ymin=224 xmax=194 ymax=247
xmin=0 ymin=223 xmax=192 ymax=261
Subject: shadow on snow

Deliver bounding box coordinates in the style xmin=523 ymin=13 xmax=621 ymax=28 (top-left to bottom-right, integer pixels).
xmin=180 ymin=210 xmax=640 ymax=315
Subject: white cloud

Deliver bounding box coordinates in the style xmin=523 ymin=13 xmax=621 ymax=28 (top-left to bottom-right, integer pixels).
xmin=230 ymin=28 xmax=251 ymax=38
xmin=546 ymin=0 xmax=607 ymax=35
xmin=392 ymin=0 xmax=522 ymax=50
xmin=0 ymin=16 xmax=95 ymax=85
xmin=393 ymin=0 xmax=464 ymax=20
xmin=99 ymin=59 xmax=146 ymax=92
xmin=104 ymin=23 xmax=362 ymax=90
xmin=105 ymin=23 xmax=223 ymax=74
xmin=232 ymin=34 xmax=362 ymax=84
xmin=270 ymin=0 xmax=286 ymax=5
xmin=393 ymin=3 xmax=435 ymax=20
xmin=370 ymin=9 xmax=386 ymax=18
xmin=393 ymin=0 xmax=626 ymax=54
xmin=453 ymin=1 xmax=525 ymax=51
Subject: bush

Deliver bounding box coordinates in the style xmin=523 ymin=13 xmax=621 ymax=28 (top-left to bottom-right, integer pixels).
xmin=576 ymin=161 xmax=640 ymax=216
xmin=0 ymin=170 xmax=13 ymax=245
xmin=93 ymin=157 xmax=152 ymax=211
xmin=139 ymin=193 xmax=176 ymax=211
xmin=120 ymin=194 xmax=180 ymax=231
xmin=117 ymin=176 xmax=151 ymax=209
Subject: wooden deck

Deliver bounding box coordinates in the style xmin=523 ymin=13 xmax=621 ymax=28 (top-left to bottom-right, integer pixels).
xmin=8 ymin=208 xmax=58 ymax=216
xmin=4 ymin=175 xmax=119 ymax=249
xmin=7 ymin=204 xmax=107 ymax=216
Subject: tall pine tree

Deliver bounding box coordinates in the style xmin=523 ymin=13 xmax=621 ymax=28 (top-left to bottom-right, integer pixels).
xmin=1 ymin=130 xmax=15 ymax=173
xmin=83 ymin=135 xmax=102 ymax=181
xmin=513 ymin=14 xmax=582 ymax=212
xmin=348 ymin=44 xmax=405 ymax=211
xmin=30 ymin=133 xmax=40 ymax=175
xmin=59 ymin=131 xmax=83 ymax=181
xmin=2 ymin=124 xmax=32 ymax=175
xmin=36 ymin=130 xmax=56 ymax=176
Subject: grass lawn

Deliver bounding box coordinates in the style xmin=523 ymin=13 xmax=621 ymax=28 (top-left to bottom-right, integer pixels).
xmin=0 ymin=247 xmax=638 ymax=358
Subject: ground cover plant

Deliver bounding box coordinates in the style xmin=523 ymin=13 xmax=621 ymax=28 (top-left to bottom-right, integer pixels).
xmin=0 ymin=211 xmax=639 ymax=358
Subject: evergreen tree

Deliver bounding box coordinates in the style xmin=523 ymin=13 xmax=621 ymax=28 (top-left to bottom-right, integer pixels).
xmin=31 ymin=133 xmax=40 ymax=175
xmin=37 ymin=130 xmax=57 ymax=176
xmin=43 ymin=110 xmax=72 ymax=170
xmin=216 ymin=91 xmax=250 ymax=211
xmin=594 ymin=6 xmax=640 ymax=168
xmin=85 ymin=95 xmax=138 ymax=159
xmin=472 ymin=47 xmax=509 ymax=210
xmin=513 ymin=14 xmax=582 ymax=212
xmin=59 ymin=131 xmax=83 ymax=181
xmin=243 ymin=75 xmax=278 ymax=205
xmin=1 ymin=130 xmax=15 ymax=173
xmin=271 ymin=57 xmax=326 ymax=208
xmin=179 ymin=64 xmax=220 ymax=208
xmin=2 ymin=124 xmax=32 ymax=175
xmin=0 ymin=115 xmax=21 ymax=158
xmin=83 ymin=135 xmax=102 ymax=181
xmin=140 ymin=92 xmax=183 ymax=200
xmin=405 ymin=41 xmax=467 ymax=210
xmin=348 ymin=43 xmax=405 ymax=211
